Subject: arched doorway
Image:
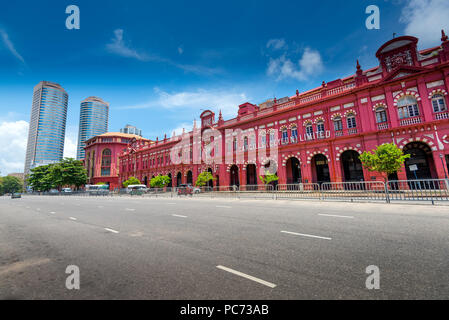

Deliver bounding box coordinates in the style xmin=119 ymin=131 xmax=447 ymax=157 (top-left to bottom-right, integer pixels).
xmin=246 ymin=164 xmax=257 ymax=186
xmin=312 ymin=154 xmax=330 ymax=184
xmin=207 ymin=168 xmax=214 ymax=188
xmin=286 ymin=157 xmax=301 ymax=184
xmin=341 ymin=150 xmax=364 ymax=182
xmin=403 ymin=142 xmax=436 ymax=180
xmin=186 ymin=170 xmax=193 ymax=185
xmin=176 ymin=172 xmax=182 ymax=187
xmin=230 ymin=165 xmax=239 ymax=187
xmin=167 ymin=173 xmax=172 ymax=188
xmin=263 ymin=160 xmax=278 ymax=188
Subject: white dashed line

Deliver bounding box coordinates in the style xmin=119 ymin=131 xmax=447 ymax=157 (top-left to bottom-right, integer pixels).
xmin=281 ymin=231 xmax=332 ymax=240
xmin=318 ymin=214 xmax=354 ymax=219
xmin=172 ymin=214 xmax=187 ymax=218
xmin=217 ymin=265 xmax=277 ymax=288
xmin=104 ymin=228 xmax=119 ymax=234
xmin=50 ymin=212 xmax=56 ymax=215
xmin=125 ymin=208 xmax=135 ymax=211
xmin=167 ymin=203 xmax=177 ymax=205
xmin=69 ymin=217 xmax=77 ymax=221
xmin=216 ymin=205 xmax=232 ymax=208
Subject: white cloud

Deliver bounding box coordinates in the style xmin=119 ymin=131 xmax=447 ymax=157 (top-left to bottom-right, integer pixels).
xmin=106 ymin=29 xmax=222 ymax=75
xmin=267 ymin=47 xmax=323 ymax=81
xmin=117 ymin=88 xmax=249 ymax=117
xmin=266 ymin=38 xmax=287 ymax=50
xmin=106 ymin=29 xmax=151 ymax=61
xmin=63 ymin=131 xmax=77 ymax=159
xmin=400 ymin=0 xmax=449 ymax=48
xmin=0 ymin=29 xmax=25 ymax=64
xmin=0 ymin=121 xmax=28 ymax=175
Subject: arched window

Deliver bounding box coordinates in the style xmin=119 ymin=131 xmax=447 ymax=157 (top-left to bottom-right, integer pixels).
xmin=346 ymin=113 xmax=357 ymax=129
xmin=375 ymin=106 xmax=388 ymax=123
xmin=291 ymin=125 xmax=298 ymax=142
xmin=281 ymin=128 xmax=288 ymax=143
xmin=316 ymin=120 xmax=325 ymax=134
xmin=259 ymin=132 xmax=267 ymax=147
xmin=269 ymin=130 xmax=276 ymax=146
xmin=397 ymin=96 xmax=419 ymax=119
xmin=244 ymin=137 xmax=248 ymax=151
xmin=333 ymin=116 xmax=343 ymax=131
xmin=431 ymin=94 xmax=447 ymax=113
xmin=305 ymin=122 xmax=313 ymax=135
xmin=101 ymin=149 xmax=112 ymax=176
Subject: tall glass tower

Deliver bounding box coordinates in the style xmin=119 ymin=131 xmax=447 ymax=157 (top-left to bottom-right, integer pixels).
xmin=76 ymin=96 xmax=109 ymax=160
xmin=24 ymin=81 xmax=69 ymax=177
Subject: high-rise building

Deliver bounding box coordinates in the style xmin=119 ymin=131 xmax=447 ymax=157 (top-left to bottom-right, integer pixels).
xmin=120 ymin=124 xmax=142 ymax=137
xmin=24 ymin=81 xmax=68 ymax=177
xmin=76 ymin=96 xmax=109 ymax=160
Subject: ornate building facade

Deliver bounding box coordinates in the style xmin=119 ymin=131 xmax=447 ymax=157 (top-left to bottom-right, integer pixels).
xmin=119 ymin=33 xmax=449 ymax=188
xmin=84 ymin=132 xmax=151 ymax=189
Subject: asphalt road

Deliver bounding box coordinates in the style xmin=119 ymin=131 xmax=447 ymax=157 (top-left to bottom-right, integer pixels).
xmin=0 ymin=195 xmax=448 ymax=299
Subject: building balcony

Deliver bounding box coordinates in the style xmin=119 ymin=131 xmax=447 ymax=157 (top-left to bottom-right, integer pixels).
xmin=434 ymin=111 xmax=449 ymax=121
xmin=347 ymin=128 xmax=358 ymax=135
xmin=399 ymin=116 xmax=423 ymax=126
xmin=377 ymin=122 xmax=389 ymax=130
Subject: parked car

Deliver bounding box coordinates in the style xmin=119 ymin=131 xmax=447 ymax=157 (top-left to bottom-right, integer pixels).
xmin=177 ymin=184 xmax=193 ymax=196
xmin=62 ymin=188 xmax=72 ymax=193
xmin=11 ymin=193 xmax=21 ymax=199
xmin=49 ymin=189 xmax=60 ymax=195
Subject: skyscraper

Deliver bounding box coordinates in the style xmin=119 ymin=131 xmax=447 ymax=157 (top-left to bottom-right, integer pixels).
xmin=120 ymin=124 xmax=142 ymax=137
xmin=76 ymin=96 xmax=109 ymax=160
xmin=24 ymin=81 xmax=68 ymax=177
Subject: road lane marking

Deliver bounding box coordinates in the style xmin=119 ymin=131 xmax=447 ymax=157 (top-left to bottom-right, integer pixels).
xmin=167 ymin=203 xmax=177 ymax=205
xmin=50 ymin=212 xmax=56 ymax=215
xmin=281 ymin=231 xmax=332 ymax=240
xmin=125 ymin=208 xmax=135 ymax=211
xmin=172 ymin=214 xmax=187 ymax=218
xmin=69 ymin=217 xmax=77 ymax=221
xmin=98 ymin=206 xmax=104 ymax=209
xmin=318 ymin=214 xmax=354 ymax=219
xmin=216 ymin=205 xmax=232 ymax=208
xmin=104 ymin=228 xmax=119 ymax=234
xmin=216 ymin=265 xmax=277 ymax=288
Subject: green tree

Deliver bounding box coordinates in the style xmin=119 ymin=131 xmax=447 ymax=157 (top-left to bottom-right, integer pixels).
xmin=259 ymin=172 xmax=279 ymax=185
xmin=28 ymin=164 xmax=54 ymax=192
xmin=27 ymin=158 xmax=87 ymax=192
xmin=0 ymin=176 xmax=4 ymax=195
xmin=150 ymin=175 xmax=171 ymax=188
xmin=1 ymin=176 xmax=23 ymax=194
xmin=195 ymin=172 xmax=215 ymax=187
xmin=49 ymin=158 xmax=87 ymax=190
xmin=123 ymin=176 xmax=141 ymax=188
xmin=359 ymin=143 xmax=410 ymax=182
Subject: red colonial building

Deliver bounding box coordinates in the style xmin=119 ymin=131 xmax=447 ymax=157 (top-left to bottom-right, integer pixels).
xmin=119 ymin=33 xmax=449 ymax=188
xmin=84 ymin=132 xmax=151 ymax=190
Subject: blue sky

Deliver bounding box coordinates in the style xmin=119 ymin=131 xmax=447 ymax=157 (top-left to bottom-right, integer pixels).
xmin=0 ymin=0 xmax=448 ymax=174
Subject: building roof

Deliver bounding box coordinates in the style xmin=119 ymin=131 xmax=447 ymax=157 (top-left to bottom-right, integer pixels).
xmin=85 ymin=132 xmax=152 ymax=144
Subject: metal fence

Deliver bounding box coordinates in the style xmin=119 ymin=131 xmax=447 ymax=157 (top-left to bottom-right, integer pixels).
xmin=276 ymin=184 xmax=321 ymax=200
xmin=386 ymin=179 xmax=449 ymax=203
xmin=23 ymin=179 xmax=449 ymax=204
xmin=321 ymin=181 xmax=387 ymax=202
